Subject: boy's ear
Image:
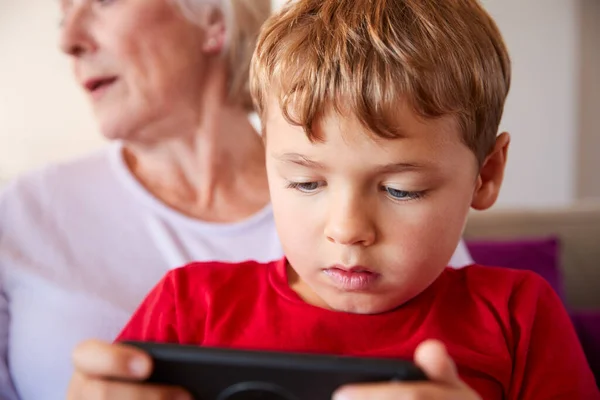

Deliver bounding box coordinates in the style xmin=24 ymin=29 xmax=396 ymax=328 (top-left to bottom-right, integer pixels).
xmin=471 ymin=132 xmax=510 ymax=210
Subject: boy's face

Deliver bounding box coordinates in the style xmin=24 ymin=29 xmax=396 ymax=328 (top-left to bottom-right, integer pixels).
xmin=265 ymin=98 xmax=482 ymax=314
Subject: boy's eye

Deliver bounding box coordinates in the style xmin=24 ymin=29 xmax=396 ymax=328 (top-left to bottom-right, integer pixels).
xmin=384 ymin=187 xmax=423 ymax=201
xmin=286 ymin=181 xmax=323 ymax=193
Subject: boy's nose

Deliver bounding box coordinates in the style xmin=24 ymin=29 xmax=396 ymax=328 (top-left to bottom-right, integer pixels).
xmin=324 ymin=199 xmax=376 ymax=247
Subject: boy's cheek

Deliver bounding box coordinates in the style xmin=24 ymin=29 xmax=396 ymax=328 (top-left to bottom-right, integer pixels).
xmin=274 ymin=204 xmax=320 ymax=247
xmin=269 ymin=189 xmax=318 ymax=237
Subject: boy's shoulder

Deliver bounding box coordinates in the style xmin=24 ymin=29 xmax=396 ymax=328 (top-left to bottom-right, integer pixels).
xmin=443 ymin=264 xmax=559 ymax=306
xmin=162 ymin=258 xmax=281 ymax=296
xmin=450 ymin=263 xmax=548 ymax=284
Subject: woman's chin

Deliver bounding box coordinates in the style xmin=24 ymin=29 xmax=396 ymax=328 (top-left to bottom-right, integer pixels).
xmin=97 ymin=114 xmax=146 ymax=143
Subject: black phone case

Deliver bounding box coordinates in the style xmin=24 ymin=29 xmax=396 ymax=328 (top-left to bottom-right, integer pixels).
xmin=123 ymin=341 xmax=427 ymax=400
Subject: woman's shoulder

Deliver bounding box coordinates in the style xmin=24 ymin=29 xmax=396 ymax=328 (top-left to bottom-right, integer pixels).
xmin=0 ymin=146 xmax=125 ymax=258
xmin=0 ymin=146 xmax=117 ymax=219
xmin=3 ymin=146 xmax=112 ymax=197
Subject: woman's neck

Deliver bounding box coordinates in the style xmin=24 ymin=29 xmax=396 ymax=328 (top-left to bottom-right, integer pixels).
xmin=122 ymin=106 xmax=269 ymax=223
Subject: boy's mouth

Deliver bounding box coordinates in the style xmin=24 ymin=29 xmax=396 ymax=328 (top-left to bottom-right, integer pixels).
xmin=323 ymin=265 xmax=380 ymax=291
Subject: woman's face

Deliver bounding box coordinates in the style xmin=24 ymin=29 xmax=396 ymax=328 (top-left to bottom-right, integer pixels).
xmin=59 ymin=0 xmax=216 ymax=142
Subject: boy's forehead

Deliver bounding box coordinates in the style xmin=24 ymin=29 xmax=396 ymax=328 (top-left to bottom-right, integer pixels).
xmin=264 ymin=93 xmax=463 ymax=146
xmin=264 ymin=94 xmax=477 ymax=176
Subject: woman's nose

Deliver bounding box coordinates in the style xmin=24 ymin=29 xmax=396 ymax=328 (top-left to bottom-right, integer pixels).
xmin=59 ymin=8 xmax=96 ymax=57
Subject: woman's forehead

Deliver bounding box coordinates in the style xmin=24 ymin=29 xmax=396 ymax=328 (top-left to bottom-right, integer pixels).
xmin=58 ymin=0 xmax=76 ymax=10
xmin=59 ymin=0 xmax=93 ymax=9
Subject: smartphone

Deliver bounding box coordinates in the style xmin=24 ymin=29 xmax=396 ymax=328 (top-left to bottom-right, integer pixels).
xmin=123 ymin=341 xmax=427 ymax=400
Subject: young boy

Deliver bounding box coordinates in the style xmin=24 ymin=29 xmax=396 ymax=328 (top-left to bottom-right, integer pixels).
xmin=67 ymin=0 xmax=598 ymax=399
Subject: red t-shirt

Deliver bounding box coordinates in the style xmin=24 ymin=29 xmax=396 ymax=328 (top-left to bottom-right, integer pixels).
xmin=118 ymin=258 xmax=599 ymax=399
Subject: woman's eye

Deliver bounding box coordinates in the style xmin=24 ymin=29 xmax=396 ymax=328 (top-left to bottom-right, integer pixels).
xmin=384 ymin=187 xmax=423 ymax=201
xmin=286 ymin=181 xmax=323 ymax=193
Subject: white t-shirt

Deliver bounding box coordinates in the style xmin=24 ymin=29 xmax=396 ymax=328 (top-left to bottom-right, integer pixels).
xmin=0 ymin=143 xmax=473 ymax=400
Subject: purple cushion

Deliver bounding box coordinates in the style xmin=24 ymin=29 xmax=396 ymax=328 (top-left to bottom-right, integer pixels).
xmin=570 ymin=312 xmax=600 ymax=387
xmin=466 ymin=236 xmax=563 ymax=300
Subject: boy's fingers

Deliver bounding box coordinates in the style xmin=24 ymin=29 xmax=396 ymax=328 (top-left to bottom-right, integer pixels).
xmin=414 ymin=340 xmax=461 ymax=387
xmin=332 ymin=381 xmax=412 ymax=400
xmin=72 ymin=339 xmax=153 ymax=380
xmin=333 ymin=381 xmax=465 ymax=400
xmin=69 ymin=372 xmax=192 ymax=400
xmin=333 ymin=340 xmax=465 ymax=400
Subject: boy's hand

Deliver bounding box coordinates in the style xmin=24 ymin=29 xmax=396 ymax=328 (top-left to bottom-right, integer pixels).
xmin=333 ymin=340 xmax=481 ymax=400
xmin=67 ymin=339 xmax=192 ymax=400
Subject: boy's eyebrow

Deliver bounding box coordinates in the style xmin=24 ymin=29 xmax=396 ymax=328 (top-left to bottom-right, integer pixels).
xmin=275 ymin=153 xmax=326 ymax=169
xmin=275 ymin=153 xmax=429 ymax=172
xmin=375 ymin=162 xmax=429 ymax=173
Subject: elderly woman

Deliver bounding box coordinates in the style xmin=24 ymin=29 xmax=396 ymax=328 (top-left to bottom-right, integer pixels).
xmin=0 ymin=0 xmax=473 ymax=399
xmin=0 ymin=0 xmax=276 ymax=399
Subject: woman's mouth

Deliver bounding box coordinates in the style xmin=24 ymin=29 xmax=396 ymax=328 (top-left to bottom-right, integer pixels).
xmin=84 ymin=76 xmax=118 ymax=99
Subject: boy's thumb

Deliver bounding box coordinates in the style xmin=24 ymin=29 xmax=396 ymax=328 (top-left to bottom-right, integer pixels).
xmin=414 ymin=339 xmax=462 ymax=387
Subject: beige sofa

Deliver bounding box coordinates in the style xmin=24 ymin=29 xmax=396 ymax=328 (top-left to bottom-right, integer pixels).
xmin=464 ymin=201 xmax=600 ymax=310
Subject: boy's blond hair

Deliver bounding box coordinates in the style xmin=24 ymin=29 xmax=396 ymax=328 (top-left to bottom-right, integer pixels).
xmin=250 ymin=0 xmax=511 ymax=166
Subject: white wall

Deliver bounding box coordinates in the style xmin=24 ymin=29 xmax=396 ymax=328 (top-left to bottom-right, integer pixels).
xmin=482 ymin=0 xmax=579 ymax=208
xmin=576 ymin=0 xmax=600 ymax=200
xmin=0 ymin=0 xmax=103 ymax=182
xmin=0 ymin=0 xmax=588 ymax=209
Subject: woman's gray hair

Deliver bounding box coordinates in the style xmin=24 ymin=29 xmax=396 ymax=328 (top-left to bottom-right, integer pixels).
xmin=173 ymin=0 xmax=272 ymax=111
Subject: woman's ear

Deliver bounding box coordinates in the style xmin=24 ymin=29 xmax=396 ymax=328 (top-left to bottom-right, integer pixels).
xmin=200 ymin=5 xmax=226 ymax=54
xmin=471 ymin=132 xmax=510 ymax=210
